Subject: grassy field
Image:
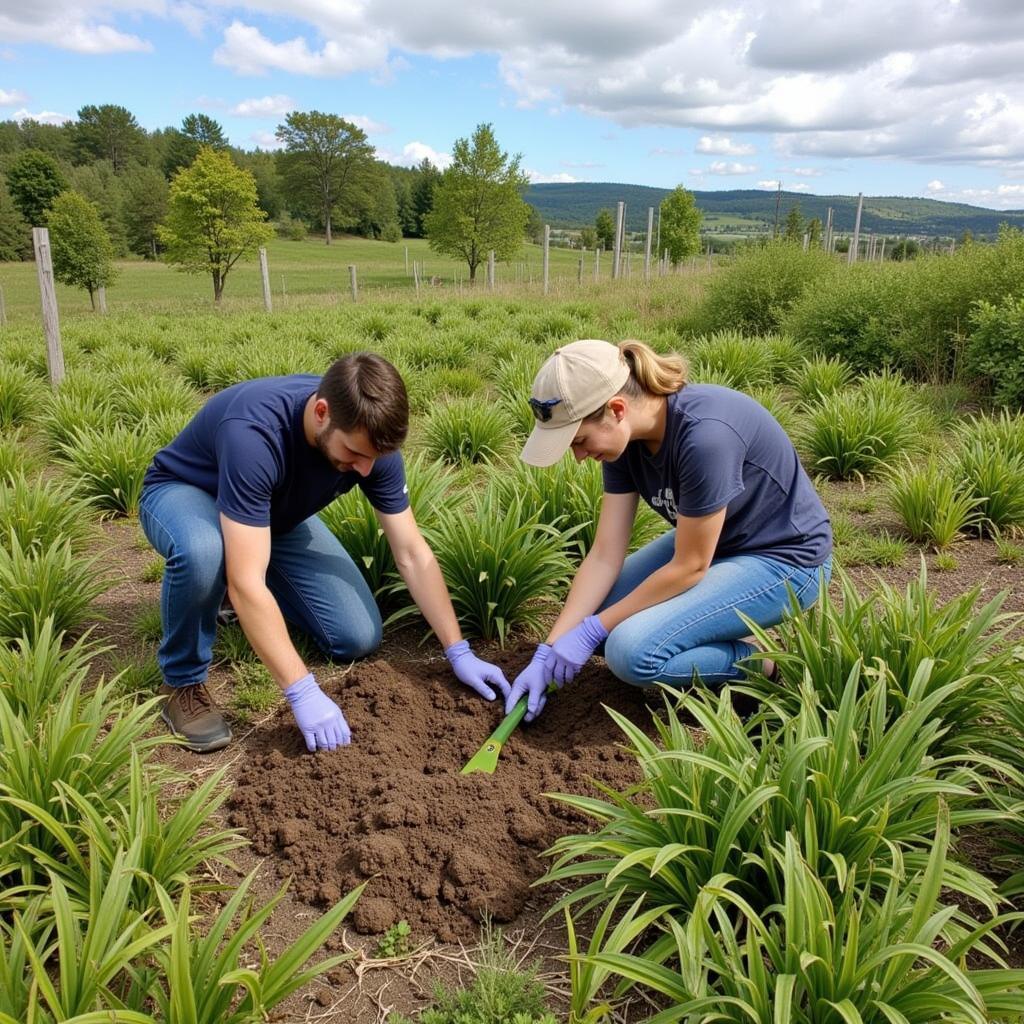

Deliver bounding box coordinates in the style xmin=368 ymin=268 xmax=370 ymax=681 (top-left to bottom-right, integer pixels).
xmin=0 ymin=234 xmax=659 ymax=323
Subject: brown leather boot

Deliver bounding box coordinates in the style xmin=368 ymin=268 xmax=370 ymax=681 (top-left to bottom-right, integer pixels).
xmin=158 ymin=683 xmax=232 ymax=753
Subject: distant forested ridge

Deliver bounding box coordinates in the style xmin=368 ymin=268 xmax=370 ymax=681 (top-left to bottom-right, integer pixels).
xmin=524 ymin=183 xmax=1024 ymax=238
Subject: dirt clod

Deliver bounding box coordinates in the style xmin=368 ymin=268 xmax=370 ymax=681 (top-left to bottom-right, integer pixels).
xmin=227 ymin=650 xmax=652 ymax=941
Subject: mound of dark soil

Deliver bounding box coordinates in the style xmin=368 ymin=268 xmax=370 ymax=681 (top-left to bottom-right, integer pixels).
xmin=226 ymin=649 xmax=653 ymax=941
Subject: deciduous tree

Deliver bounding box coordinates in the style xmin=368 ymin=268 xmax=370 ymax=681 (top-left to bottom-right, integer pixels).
xmin=6 ymin=149 xmax=67 ymax=225
xmin=46 ymin=190 xmax=116 ymax=309
xmin=595 ymin=208 xmax=615 ymax=251
xmin=158 ymin=147 xmax=273 ymax=303
xmin=123 ymin=165 xmax=169 ymax=258
xmin=275 ymin=111 xmax=374 ymax=244
xmin=424 ymin=123 xmax=529 ymax=283
xmin=659 ymin=185 xmax=702 ymax=265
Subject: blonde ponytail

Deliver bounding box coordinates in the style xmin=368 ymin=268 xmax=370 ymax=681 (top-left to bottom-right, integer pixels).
xmin=618 ymin=340 xmax=687 ymax=396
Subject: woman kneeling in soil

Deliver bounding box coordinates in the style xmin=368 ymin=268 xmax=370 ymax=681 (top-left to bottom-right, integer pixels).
xmin=505 ymin=339 xmax=833 ymax=720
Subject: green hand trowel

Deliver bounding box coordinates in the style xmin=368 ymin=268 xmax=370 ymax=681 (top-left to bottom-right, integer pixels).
xmin=461 ymin=686 xmax=554 ymax=775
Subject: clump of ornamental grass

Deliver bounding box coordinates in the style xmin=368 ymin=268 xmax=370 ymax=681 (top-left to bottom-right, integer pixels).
xmin=0 ymin=363 xmax=42 ymax=429
xmin=950 ymin=434 xmax=1024 ymax=536
xmin=761 ymin=333 xmax=807 ymax=380
xmin=213 ymin=620 xmax=257 ymax=665
xmin=0 ymin=533 xmax=110 ymax=643
xmin=0 ymin=472 xmax=98 ymax=555
xmin=110 ymin=374 xmax=200 ymax=423
xmin=394 ymin=492 xmax=571 ymax=644
xmin=740 ymin=563 xmax=1019 ymax=755
xmin=492 ymin=349 xmax=544 ymax=438
xmin=581 ymin=815 xmax=1024 ymax=1024
xmin=797 ymin=388 xmax=922 ymax=480
xmin=58 ymin=423 xmax=162 ymax=516
xmin=40 ymin=373 xmax=117 ymax=452
xmin=544 ymin=673 xmax=1005 ymax=973
xmin=0 ymin=429 xmax=41 ymax=481
xmin=747 ymin=385 xmax=797 ymax=438
xmin=686 ymin=330 xmax=775 ymax=390
xmin=422 ymin=398 xmax=516 ymax=467
xmin=390 ymin=332 xmax=471 ymax=372
xmin=419 ymin=366 xmax=487 ymax=403
xmin=320 ymin=455 xmax=456 ymax=600
xmin=790 ymin=354 xmax=855 ymax=406
xmin=886 ymin=456 xmax=983 ymax=548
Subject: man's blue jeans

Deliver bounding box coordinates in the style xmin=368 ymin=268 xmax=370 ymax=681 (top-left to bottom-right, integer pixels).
xmin=139 ymin=482 xmax=381 ymax=688
xmin=597 ymin=529 xmax=832 ymax=687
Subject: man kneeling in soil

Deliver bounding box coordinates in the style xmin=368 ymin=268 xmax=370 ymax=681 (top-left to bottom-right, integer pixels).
xmin=140 ymin=352 xmax=509 ymax=753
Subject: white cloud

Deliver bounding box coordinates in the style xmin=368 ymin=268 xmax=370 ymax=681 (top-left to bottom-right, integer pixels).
xmin=919 ymin=180 xmax=1024 ymax=209
xmin=527 ymin=170 xmax=578 ymax=183
xmin=926 ymin=179 xmax=946 ymax=192
xmin=345 ymin=114 xmax=390 ymax=135
xmin=231 ymin=94 xmax=295 ymax=117
xmin=696 ymin=134 xmax=755 ymax=156
xmin=249 ymin=130 xmax=284 ymax=150
xmin=0 ymin=89 xmax=28 ymax=106
xmin=11 ymin=108 xmax=71 ymax=125
xmin=790 ymin=166 xmax=823 ymax=176
xmin=0 ymin=10 xmax=152 ymax=54
xmin=375 ymin=141 xmax=452 ymax=169
xmin=707 ymin=160 xmax=757 ymax=175
xmin=789 ymin=182 xmax=811 ymax=191
xmin=649 ymin=147 xmax=687 ymax=157
xmin=757 ymin=179 xmax=781 ymax=189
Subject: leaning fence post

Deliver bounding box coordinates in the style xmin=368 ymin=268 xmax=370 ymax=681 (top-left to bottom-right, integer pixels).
xmin=32 ymin=227 xmax=64 ymax=388
xmin=349 ymin=265 xmax=358 ymax=302
xmin=258 ymin=246 xmax=272 ymax=312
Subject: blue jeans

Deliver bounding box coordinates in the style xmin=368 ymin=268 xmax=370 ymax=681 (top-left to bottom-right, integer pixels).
xmin=139 ymin=482 xmax=381 ymax=688
xmin=597 ymin=530 xmax=831 ymax=687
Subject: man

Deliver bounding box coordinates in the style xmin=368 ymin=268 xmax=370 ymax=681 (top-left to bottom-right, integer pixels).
xmin=140 ymin=352 xmax=509 ymax=753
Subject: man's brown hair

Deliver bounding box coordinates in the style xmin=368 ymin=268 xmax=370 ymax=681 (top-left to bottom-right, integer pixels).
xmin=318 ymin=352 xmax=409 ymax=453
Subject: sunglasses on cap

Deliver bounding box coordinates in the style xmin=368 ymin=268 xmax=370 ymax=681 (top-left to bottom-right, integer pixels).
xmin=528 ymin=397 xmax=562 ymax=422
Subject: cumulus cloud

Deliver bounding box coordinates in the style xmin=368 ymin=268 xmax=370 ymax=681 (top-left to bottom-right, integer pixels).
xmin=345 ymin=114 xmax=390 ymax=135
xmin=0 ymin=89 xmax=28 ymax=105
xmin=249 ymin=130 xmax=284 ymax=150
xmin=11 ymin=108 xmax=71 ymax=124
xmin=696 ymin=134 xmax=755 ymax=156
xmin=375 ymin=141 xmax=452 ymax=169
xmin=707 ymin=160 xmax=757 ymax=175
xmin=527 ymin=169 xmax=578 ymax=183
xmin=757 ymin=179 xmax=781 ymax=189
xmin=231 ymin=94 xmax=295 ymax=117
xmin=0 ymin=6 xmax=153 ymax=54
xmin=921 ymin=180 xmax=1024 ymax=209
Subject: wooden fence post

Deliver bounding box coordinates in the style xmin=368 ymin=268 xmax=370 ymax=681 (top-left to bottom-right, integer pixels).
xmin=594 ymin=248 xmax=600 ymax=282
xmin=97 ymin=286 xmax=107 ymax=314
xmin=349 ymin=265 xmax=358 ymax=302
xmin=848 ymin=193 xmax=864 ymax=264
xmin=32 ymin=227 xmax=64 ymax=388
xmin=0 ymin=284 xmax=6 ymax=326
xmin=258 ymin=246 xmax=272 ymax=312
xmin=542 ymin=225 xmax=550 ymax=295
xmin=578 ymin=251 xmax=584 ymax=285
xmin=413 ymin=261 xmax=420 ymax=296
xmin=644 ymin=206 xmax=654 ymax=282
xmin=488 ymin=250 xmax=495 ymax=290
xmin=404 ymin=246 xmax=409 ymax=274
xmin=612 ymin=201 xmax=624 ymax=280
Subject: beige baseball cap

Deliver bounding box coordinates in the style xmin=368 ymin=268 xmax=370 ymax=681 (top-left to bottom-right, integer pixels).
xmin=521 ymin=340 xmax=631 ymax=467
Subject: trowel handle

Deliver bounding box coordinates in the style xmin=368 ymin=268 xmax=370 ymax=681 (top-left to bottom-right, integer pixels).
xmin=489 ymin=682 xmax=556 ymax=745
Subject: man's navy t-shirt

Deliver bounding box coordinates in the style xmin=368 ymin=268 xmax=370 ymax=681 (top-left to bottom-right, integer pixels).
xmin=144 ymin=374 xmax=409 ymax=534
xmin=602 ymin=384 xmax=831 ymax=567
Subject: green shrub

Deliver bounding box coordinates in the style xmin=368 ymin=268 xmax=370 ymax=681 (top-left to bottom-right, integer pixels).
xmin=797 ymin=389 xmax=921 ymax=480
xmin=686 ymin=330 xmax=775 ymax=390
xmin=951 ymin=440 xmax=1024 ymax=535
xmin=956 ymin=410 xmax=1024 ymax=462
xmin=886 ymin=457 xmax=982 ymax=547
xmin=966 ymin=294 xmax=1024 ymax=407
xmin=781 ymin=261 xmax=906 ymax=372
xmin=688 ymin=239 xmax=838 ymax=335
xmin=422 ymin=398 xmax=516 ymax=466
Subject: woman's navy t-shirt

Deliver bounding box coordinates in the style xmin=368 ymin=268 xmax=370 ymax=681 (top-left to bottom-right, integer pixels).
xmin=144 ymin=374 xmax=409 ymax=534
xmin=602 ymin=384 xmax=831 ymax=567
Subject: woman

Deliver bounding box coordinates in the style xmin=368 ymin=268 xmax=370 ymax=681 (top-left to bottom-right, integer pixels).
xmin=505 ymin=339 xmax=832 ymax=721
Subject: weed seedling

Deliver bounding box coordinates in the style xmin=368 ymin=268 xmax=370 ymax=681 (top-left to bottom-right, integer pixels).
xmin=374 ymin=920 xmax=412 ymax=959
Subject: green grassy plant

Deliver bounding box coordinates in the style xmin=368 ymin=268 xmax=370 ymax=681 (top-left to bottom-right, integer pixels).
xmin=141 ymin=557 xmax=165 ymax=582
xmin=422 ymin=398 xmax=516 ymax=466
xmin=0 ymin=429 xmax=41 ymax=480
xmin=0 ymin=363 xmax=42 ymax=428
xmin=229 ymin=661 xmax=278 ymax=722
xmin=110 ymin=651 xmax=164 ymax=698
xmin=0 ymin=472 xmax=97 ymax=555
xmin=58 ymin=423 xmax=161 ymax=516
xmin=0 ymin=534 xmax=110 ymax=643
xmin=213 ymin=621 xmax=257 ymax=665
xmin=934 ymin=550 xmax=959 ymax=571
xmin=493 ymin=349 xmax=544 ymax=437
xmin=110 ymin=375 xmax=200 ymax=423
xmin=886 ymin=457 xmax=982 ymax=547
xmin=397 ymin=492 xmax=571 ymax=643
xmin=40 ymin=373 xmax=117 ymax=453
xmin=951 ymin=440 xmax=1024 ymax=535
xmin=686 ymin=331 xmax=775 ymax=390
xmin=790 ymin=354 xmax=854 ymax=406
xmin=858 ymin=529 xmax=909 ymax=567
xmin=995 ymin=533 xmax=1024 ymax=565
xmin=133 ymin=603 xmax=163 ymax=643
xmin=797 ymin=389 xmax=921 ymax=480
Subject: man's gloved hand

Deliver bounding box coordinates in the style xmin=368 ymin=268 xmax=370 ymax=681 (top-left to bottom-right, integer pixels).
xmin=284 ymin=673 xmax=351 ymax=752
xmin=445 ymin=640 xmax=511 ymax=701
xmin=504 ymin=643 xmax=551 ymax=723
xmin=544 ymin=616 xmax=609 ymax=687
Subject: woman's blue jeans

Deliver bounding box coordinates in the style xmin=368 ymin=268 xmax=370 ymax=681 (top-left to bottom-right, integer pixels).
xmin=139 ymin=482 xmax=381 ymax=688
xmin=597 ymin=530 xmax=832 ymax=688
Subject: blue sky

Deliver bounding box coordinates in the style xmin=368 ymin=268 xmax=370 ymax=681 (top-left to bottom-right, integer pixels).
xmin=2 ymin=1 xmax=1024 ymax=209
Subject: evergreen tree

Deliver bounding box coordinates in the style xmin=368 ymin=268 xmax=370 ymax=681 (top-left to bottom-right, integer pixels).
xmin=123 ymin=165 xmax=169 ymax=258
xmin=6 ymin=149 xmax=68 ymax=225
xmin=659 ymin=185 xmax=702 ymax=265
xmin=410 ymin=158 xmax=440 ymax=238
xmin=158 ymin=147 xmax=273 ymax=302
xmin=595 ymin=208 xmax=615 ymax=250
xmin=46 ymin=190 xmax=116 ymax=308
xmin=164 ymin=114 xmax=228 ymax=177
xmin=69 ymin=161 xmax=127 ymax=255
xmin=424 ymin=123 xmax=529 ymax=283
xmin=784 ymin=203 xmax=804 ymax=242
xmin=807 ymin=216 xmax=822 ymax=248
xmin=74 ymin=104 xmax=145 ymax=171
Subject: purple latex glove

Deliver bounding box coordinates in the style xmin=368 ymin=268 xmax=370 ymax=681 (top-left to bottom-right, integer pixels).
xmin=544 ymin=616 xmax=609 ymax=687
xmin=445 ymin=641 xmax=511 ymax=701
xmin=284 ymin=673 xmax=351 ymax=752
xmin=504 ymin=643 xmax=552 ymax=723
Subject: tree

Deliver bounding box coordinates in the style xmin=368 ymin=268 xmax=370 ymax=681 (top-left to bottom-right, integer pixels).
xmin=122 ymin=165 xmax=169 ymax=258
xmin=164 ymin=114 xmax=228 ymax=177
xmin=578 ymin=226 xmax=597 ymax=250
xmin=890 ymin=238 xmax=920 ymax=261
xmin=69 ymin=161 xmax=127 ymax=255
xmin=424 ymin=123 xmax=529 ymax=283
xmin=275 ymin=111 xmax=375 ymax=244
xmin=595 ymin=208 xmax=615 ymax=251
xmin=807 ymin=217 xmax=822 ymax=248
xmin=158 ymin=147 xmax=273 ymax=303
xmin=0 ymin=177 xmax=32 ymax=260
xmin=6 ymin=149 xmax=67 ymax=225
xmin=410 ymin=158 xmax=440 ymax=238
xmin=74 ymin=104 xmax=145 ymax=172
xmin=784 ymin=203 xmax=804 ymax=242
xmin=46 ymin=190 xmax=116 ymax=309
xmin=525 ymin=203 xmax=543 ymax=244
xmin=659 ymin=185 xmax=702 ymax=265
